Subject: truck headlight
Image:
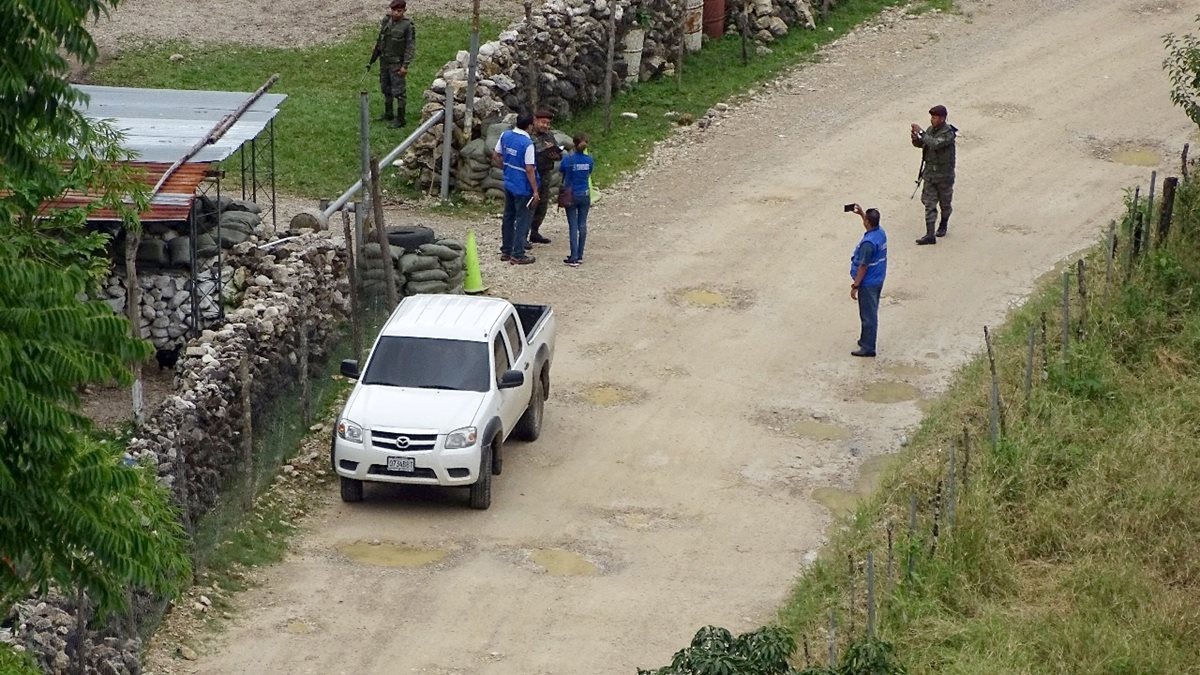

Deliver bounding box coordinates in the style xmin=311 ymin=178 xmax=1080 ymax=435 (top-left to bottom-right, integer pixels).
xmin=444 ymin=426 xmax=478 ymax=449
xmin=337 ymin=419 xmax=364 ymax=443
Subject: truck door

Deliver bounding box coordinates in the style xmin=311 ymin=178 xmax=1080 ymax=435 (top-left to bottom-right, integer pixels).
xmin=498 ymin=315 xmax=533 ymax=430
xmin=493 ymin=332 xmax=526 ymax=433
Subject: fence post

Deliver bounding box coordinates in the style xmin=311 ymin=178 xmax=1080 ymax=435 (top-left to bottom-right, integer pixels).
xmin=1159 ymin=176 xmax=1179 ymax=243
xmin=885 ymin=521 xmax=895 ymax=593
xmin=866 ymin=551 xmax=876 ymax=640
xmin=240 ymin=353 xmax=254 ymax=509
xmin=342 ymin=209 xmax=363 ymax=364
xmin=462 ymin=0 xmax=481 ymax=136
xmin=299 ymin=311 xmax=310 ymax=427
xmin=1076 ymin=259 xmax=1088 ymax=342
xmin=1183 ymin=143 xmax=1191 ymax=179
xmin=676 ymin=0 xmax=685 ymax=89
xmin=803 ymin=635 xmax=811 ymax=668
xmin=1105 ymin=220 xmax=1116 ymax=288
xmin=358 ymin=92 xmax=373 ymax=243
xmin=905 ymin=493 xmax=917 ymax=581
xmin=847 ymin=553 xmax=856 ymax=634
xmin=525 ymin=0 xmax=537 ymax=110
xmin=1040 ymin=312 xmax=1049 ymax=380
xmin=440 ymin=87 xmax=454 ymax=201
xmin=947 ymin=442 xmax=957 ymax=531
xmin=370 ymin=157 xmax=399 ymax=311
xmin=739 ymin=0 xmax=750 ymax=66
xmin=1024 ymin=324 xmax=1035 ymax=403
xmin=604 ymin=6 xmax=616 ymax=132
xmin=828 ymin=609 xmax=837 ymax=666
xmin=984 ymin=325 xmax=1002 ymax=447
xmin=930 ymin=480 xmax=943 ymax=555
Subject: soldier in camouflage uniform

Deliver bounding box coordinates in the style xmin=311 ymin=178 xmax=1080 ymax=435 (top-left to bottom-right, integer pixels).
xmin=368 ymin=0 xmax=416 ymax=128
xmin=911 ymin=104 xmax=957 ymax=245
xmin=527 ymin=110 xmax=563 ymax=245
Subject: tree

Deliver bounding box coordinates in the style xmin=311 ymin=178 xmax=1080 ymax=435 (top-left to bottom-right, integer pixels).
xmin=0 ymin=0 xmax=191 ymax=619
xmin=1163 ymin=13 xmax=1200 ymax=129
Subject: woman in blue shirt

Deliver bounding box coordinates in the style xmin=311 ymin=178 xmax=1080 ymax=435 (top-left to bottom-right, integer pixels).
xmin=558 ymin=134 xmax=595 ymax=267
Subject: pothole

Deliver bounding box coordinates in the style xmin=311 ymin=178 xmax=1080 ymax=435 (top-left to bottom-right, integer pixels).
xmin=598 ymin=505 xmax=685 ymax=531
xmin=861 ymin=381 xmax=922 ymax=404
xmin=670 ymin=285 xmax=755 ymax=310
xmin=812 ymin=455 xmax=901 ymax=517
xmin=755 ymin=408 xmax=852 ymax=442
xmin=336 ymin=541 xmax=451 ymax=568
xmin=884 ymin=363 xmax=931 ymax=378
xmin=790 ymin=420 xmax=852 ymax=441
xmin=280 ymin=619 xmax=317 ymax=635
xmin=528 ymin=548 xmax=598 ymax=576
xmin=1088 ymin=138 xmax=1164 ymax=167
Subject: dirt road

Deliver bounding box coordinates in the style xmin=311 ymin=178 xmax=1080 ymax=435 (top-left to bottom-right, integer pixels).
xmin=166 ymin=1 xmax=1196 ymax=672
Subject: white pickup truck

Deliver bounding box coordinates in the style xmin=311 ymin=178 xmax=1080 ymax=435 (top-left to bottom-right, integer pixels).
xmin=332 ymin=294 xmax=555 ymax=509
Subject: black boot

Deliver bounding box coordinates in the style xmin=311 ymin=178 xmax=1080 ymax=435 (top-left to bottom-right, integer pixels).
xmin=379 ymin=97 xmax=394 ymax=122
xmin=936 ymin=219 xmax=949 ymax=237
xmin=916 ymin=223 xmax=937 ymax=245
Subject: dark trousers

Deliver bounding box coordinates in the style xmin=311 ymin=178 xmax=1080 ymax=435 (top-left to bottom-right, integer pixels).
xmin=565 ymin=196 xmax=591 ymax=261
xmin=857 ymin=285 xmax=882 ymax=353
xmin=378 ymin=66 xmax=407 ymax=120
xmin=921 ymin=178 xmax=953 ymax=236
xmin=501 ymin=192 xmax=533 ymax=259
xmin=529 ymin=186 xmax=551 ymax=237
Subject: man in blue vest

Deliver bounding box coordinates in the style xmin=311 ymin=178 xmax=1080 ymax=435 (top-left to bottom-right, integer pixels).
xmin=849 ymin=204 xmax=888 ymax=357
xmin=492 ymin=112 xmax=540 ymax=265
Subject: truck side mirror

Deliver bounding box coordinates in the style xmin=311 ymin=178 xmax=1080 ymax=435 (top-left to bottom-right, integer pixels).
xmin=497 ymin=369 xmax=524 ymax=389
xmin=340 ymin=359 xmax=360 ymax=379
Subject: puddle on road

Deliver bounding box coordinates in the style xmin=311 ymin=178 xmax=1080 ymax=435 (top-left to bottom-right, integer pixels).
xmin=884 ymin=363 xmax=931 ymax=378
xmin=583 ymin=383 xmax=641 ymax=407
xmin=1110 ymin=148 xmax=1160 ymax=167
xmin=529 ymin=548 xmax=597 ymax=576
xmin=790 ymin=420 xmax=852 ymax=441
xmin=337 ymin=541 xmax=449 ymax=568
xmin=682 ymin=289 xmax=731 ymax=307
xmin=671 ymin=285 xmax=755 ymax=310
xmin=861 ymin=381 xmax=922 ymax=404
xmin=812 ymin=455 xmax=901 ymax=517
xmin=284 ymin=620 xmax=316 ymax=635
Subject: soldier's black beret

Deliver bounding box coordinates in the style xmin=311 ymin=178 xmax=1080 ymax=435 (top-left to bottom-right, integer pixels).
xmin=929 ymin=104 xmax=948 ymax=117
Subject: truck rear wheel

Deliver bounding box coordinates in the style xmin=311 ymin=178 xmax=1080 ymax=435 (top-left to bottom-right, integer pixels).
xmin=469 ymin=444 xmax=492 ymax=510
xmin=513 ymin=375 xmax=544 ymax=442
xmin=340 ymin=476 xmax=364 ymax=503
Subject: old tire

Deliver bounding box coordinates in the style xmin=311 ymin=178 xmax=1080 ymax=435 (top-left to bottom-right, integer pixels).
xmin=469 ymin=443 xmax=492 ymax=510
xmin=386 ymin=225 xmax=436 ymax=250
xmin=340 ymin=476 xmax=364 ymax=503
xmin=513 ymin=373 xmax=544 ymax=442
xmin=491 ymin=435 xmax=503 ymax=476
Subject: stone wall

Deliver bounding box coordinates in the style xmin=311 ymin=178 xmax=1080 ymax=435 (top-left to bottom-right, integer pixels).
xmin=403 ymin=0 xmax=816 ymax=194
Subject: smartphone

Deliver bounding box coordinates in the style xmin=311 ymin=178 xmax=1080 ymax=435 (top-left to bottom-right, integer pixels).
xmin=843 ymin=203 xmax=856 ymax=212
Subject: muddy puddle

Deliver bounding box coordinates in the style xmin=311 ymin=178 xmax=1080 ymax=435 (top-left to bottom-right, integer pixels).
xmin=529 ymin=548 xmax=598 ymax=576
xmin=337 ymin=541 xmax=450 ymax=568
xmin=670 ymin=285 xmax=754 ymax=310
xmin=861 ymin=381 xmax=922 ymax=404
xmin=580 ymin=383 xmax=643 ymax=407
xmin=1110 ymin=148 xmax=1160 ymax=166
xmin=811 ymin=454 xmax=901 ymax=517
xmin=789 ymin=420 xmax=852 ymax=441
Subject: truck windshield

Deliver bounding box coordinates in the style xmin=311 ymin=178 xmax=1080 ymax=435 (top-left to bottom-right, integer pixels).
xmin=362 ymin=337 xmax=490 ymax=392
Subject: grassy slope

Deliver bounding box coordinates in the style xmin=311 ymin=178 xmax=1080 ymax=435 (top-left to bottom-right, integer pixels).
xmin=91 ymin=1 xmax=951 ymax=199
xmin=779 ymin=182 xmax=1200 ymax=673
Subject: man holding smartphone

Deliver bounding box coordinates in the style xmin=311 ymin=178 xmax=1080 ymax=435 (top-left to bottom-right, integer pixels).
xmin=493 ymin=112 xmax=540 ymax=265
xmin=847 ymin=204 xmax=887 ymax=357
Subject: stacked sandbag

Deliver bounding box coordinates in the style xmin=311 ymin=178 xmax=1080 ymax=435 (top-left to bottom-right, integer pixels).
xmin=359 ymin=241 xmax=402 ymax=300
xmin=401 ymin=238 xmax=466 ymax=296
xmin=458 ymin=138 xmax=493 ymax=194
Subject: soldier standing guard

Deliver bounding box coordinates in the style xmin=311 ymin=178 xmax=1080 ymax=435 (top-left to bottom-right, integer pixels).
xmin=368 ymin=0 xmax=416 ymax=128
xmin=527 ymin=109 xmax=563 ymax=245
xmin=911 ymin=104 xmax=957 ymax=245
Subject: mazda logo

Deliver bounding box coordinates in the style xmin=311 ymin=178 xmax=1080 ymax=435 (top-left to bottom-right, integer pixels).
xmin=396 ymin=436 xmax=410 ymax=448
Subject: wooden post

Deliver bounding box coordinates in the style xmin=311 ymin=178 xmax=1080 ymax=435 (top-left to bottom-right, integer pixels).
xmin=1105 ymin=220 xmax=1116 ymax=288
xmin=358 ymin=92 xmax=373 ymax=245
xmin=676 ymin=0 xmax=685 ymax=89
xmin=866 ymin=551 xmax=876 ymax=640
xmin=68 ymin=588 xmax=89 ymax=675
xmin=1182 ymin=143 xmax=1190 ymax=179
xmin=1040 ymin=312 xmax=1049 ymax=380
xmin=947 ymin=442 xmax=957 ymax=531
xmin=1159 ymin=177 xmax=1178 ymax=243
xmin=739 ymin=0 xmax=749 ymax=66
xmin=342 ymin=210 xmax=363 ymax=364
xmin=370 ymin=157 xmax=399 ymax=311
xmin=847 ymin=553 xmax=855 ymax=634
xmin=240 ymin=353 xmax=254 ymax=509
xmin=961 ymin=428 xmax=971 ymax=489
xmin=124 ymin=231 xmax=144 ymax=427
xmin=525 ymin=0 xmax=537 ymax=111
xmin=463 ymin=0 xmax=481 ymax=136
xmin=1076 ymin=259 xmax=1088 ymax=342
xmin=1024 ymin=324 xmax=1035 ymax=403
xmin=828 ymin=609 xmax=837 ymax=665
xmin=929 ymin=480 xmax=943 ymax=556
xmin=299 ymin=312 xmax=310 ymax=427
xmin=440 ymin=86 xmax=454 ymax=201
xmin=885 ymin=521 xmax=895 ymax=593
xmin=984 ymin=325 xmax=1003 ymax=447
xmin=1146 ymin=170 xmax=1157 ymax=251
xmin=803 ymin=635 xmax=811 ymax=667
xmin=821 ymin=0 xmax=831 ymax=22
xmin=604 ymin=6 xmax=616 ymax=132
xmin=1061 ymin=272 xmax=1070 ymax=359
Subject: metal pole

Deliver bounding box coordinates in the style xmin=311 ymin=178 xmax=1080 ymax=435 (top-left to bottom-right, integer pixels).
xmin=359 ymin=91 xmax=374 ymax=235
xmin=251 ymin=136 xmax=258 ymax=203
xmin=270 ymin=117 xmax=277 ymax=231
xmin=463 ymin=0 xmax=481 ymax=135
xmin=525 ymin=0 xmax=537 ymax=111
xmin=604 ymin=7 xmax=616 ymax=132
xmin=324 ymin=111 xmax=445 ymax=217
xmin=441 ymin=86 xmax=454 ymax=200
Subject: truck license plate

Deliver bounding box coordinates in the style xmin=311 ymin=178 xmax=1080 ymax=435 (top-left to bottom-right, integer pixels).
xmin=387 ymin=456 xmax=415 ymax=472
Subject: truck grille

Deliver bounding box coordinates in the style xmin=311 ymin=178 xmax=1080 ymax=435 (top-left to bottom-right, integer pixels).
xmin=368 ymin=464 xmax=437 ymax=479
xmin=370 ymin=430 xmax=438 ymax=452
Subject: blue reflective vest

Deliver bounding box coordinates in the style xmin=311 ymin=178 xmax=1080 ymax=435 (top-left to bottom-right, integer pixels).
xmin=499 ymin=129 xmax=535 ymax=197
xmin=850 ymin=227 xmax=887 ymax=288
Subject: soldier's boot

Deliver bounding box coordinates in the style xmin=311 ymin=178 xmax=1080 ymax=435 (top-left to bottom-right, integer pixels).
xmin=379 ymin=97 xmax=394 ymax=122
xmin=936 ymin=217 xmax=949 ymax=238
xmin=916 ymin=220 xmax=937 ymax=245
xmin=390 ymin=101 xmax=407 ymax=128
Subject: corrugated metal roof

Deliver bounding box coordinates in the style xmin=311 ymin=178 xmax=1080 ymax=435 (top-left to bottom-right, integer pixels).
xmin=73 ymin=84 xmax=287 ymax=164
xmin=41 ymin=162 xmax=210 ymax=223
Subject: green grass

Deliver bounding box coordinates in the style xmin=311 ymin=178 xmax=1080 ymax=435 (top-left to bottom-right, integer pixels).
xmin=92 ymin=17 xmax=503 ymax=200
xmin=93 ymin=1 xmax=942 ymax=201
xmin=777 ymin=179 xmax=1200 ymax=673
xmin=0 ymin=645 xmax=40 ymax=675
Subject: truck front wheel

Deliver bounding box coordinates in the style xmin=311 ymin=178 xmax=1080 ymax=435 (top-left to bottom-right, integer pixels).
xmin=340 ymin=476 xmax=364 ymax=503
xmin=469 ymin=443 xmax=493 ymax=510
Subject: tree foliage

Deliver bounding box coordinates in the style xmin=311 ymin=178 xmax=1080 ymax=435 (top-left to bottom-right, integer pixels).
xmin=1164 ymin=13 xmax=1200 ymax=129
xmin=0 ymin=256 xmax=191 ymax=617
